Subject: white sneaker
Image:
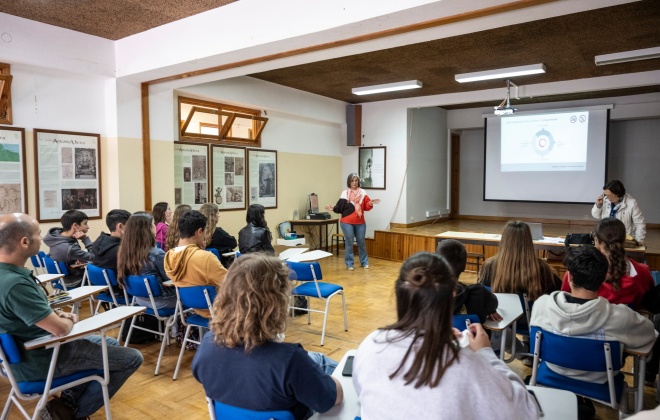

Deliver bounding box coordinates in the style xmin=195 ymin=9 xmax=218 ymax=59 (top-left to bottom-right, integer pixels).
xmin=363 ymin=265 xmax=369 ymax=269
xmin=347 ymin=266 xmax=354 ymax=271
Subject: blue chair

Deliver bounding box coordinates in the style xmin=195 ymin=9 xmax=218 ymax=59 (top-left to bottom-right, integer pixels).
xmin=173 ymin=285 xmax=216 ymax=380
xmin=529 ymin=326 xmax=626 ymax=412
xmin=29 ymin=251 xmax=47 ymax=275
xmin=285 ymin=261 xmax=347 ymax=346
xmin=206 ymin=397 xmax=294 ymax=420
xmin=452 ymin=314 xmax=480 ymax=331
xmin=0 ymin=333 xmax=109 ymax=420
xmin=86 ymin=264 xmax=130 ymax=340
xmin=41 ymin=254 xmax=70 ymax=291
xmin=206 ymin=248 xmax=221 ymax=260
xmin=123 ymin=274 xmax=177 ymax=376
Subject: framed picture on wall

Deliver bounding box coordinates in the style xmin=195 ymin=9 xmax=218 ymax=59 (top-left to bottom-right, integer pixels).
xmin=359 ymin=146 xmax=386 ymax=189
xmin=34 ymin=129 xmax=102 ymax=222
xmin=247 ymin=148 xmax=277 ymax=209
xmin=211 ymin=145 xmax=246 ymax=211
xmin=173 ymin=141 xmax=210 ymax=210
xmin=0 ymin=127 xmax=28 ymax=214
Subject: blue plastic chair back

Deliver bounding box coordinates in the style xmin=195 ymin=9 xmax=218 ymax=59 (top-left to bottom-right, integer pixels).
xmin=0 ymin=333 xmax=21 ymax=364
xmin=86 ymin=264 xmax=108 ymax=287
xmin=286 ymin=261 xmax=321 ymax=282
xmin=213 ymin=400 xmax=294 ymax=420
xmin=452 ymin=314 xmax=480 ymax=330
xmin=178 ymin=286 xmax=216 ymax=310
xmin=124 ymin=274 xmax=162 ymax=298
xmin=652 ymin=271 xmax=660 ymax=286
xmin=30 ymin=255 xmax=42 ymax=270
xmin=42 ymin=255 xmax=69 ymax=276
xmin=156 ymin=242 xmax=163 ymax=249
xmin=206 ymin=248 xmax=221 ymax=260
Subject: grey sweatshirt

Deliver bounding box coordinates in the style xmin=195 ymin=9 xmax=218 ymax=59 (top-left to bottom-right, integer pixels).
xmin=43 ymin=227 xmax=93 ymax=263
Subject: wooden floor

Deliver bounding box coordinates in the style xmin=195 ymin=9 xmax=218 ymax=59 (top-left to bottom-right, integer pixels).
xmin=1 ymin=254 xmax=658 ymax=419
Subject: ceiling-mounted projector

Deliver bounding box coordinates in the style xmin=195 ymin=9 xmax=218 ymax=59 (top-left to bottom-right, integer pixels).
xmin=494 ymin=107 xmax=516 ymax=116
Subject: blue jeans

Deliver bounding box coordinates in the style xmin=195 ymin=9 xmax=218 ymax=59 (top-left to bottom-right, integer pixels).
xmin=55 ymin=336 xmax=143 ymax=417
xmin=307 ymin=351 xmax=338 ymax=375
xmin=340 ymin=222 xmax=368 ymax=268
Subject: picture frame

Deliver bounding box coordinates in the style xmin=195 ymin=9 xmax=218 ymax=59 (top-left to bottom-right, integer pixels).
xmin=247 ymin=148 xmax=277 ymax=209
xmin=173 ymin=141 xmax=210 ymax=210
xmin=34 ymin=129 xmax=102 ymax=222
xmin=0 ymin=126 xmax=28 ymax=214
xmin=359 ymin=146 xmax=386 ymax=189
xmin=211 ymin=145 xmax=246 ymax=211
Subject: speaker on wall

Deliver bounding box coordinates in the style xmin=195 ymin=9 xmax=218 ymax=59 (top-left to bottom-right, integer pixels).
xmin=347 ymin=104 xmax=362 ymax=146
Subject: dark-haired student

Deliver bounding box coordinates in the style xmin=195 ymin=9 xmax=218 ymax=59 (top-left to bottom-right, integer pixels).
xmin=531 ymin=245 xmax=655 ymax=383
xmin=436 ymin=239 xmax=500 ymax=323
xmin=91 ymin=209 xmax=131 ymax=271
xmin=592 ymin=180 xmax=645 ymax=244
xmin=353 ymin=252 xmax=538 ymax=419
xmin=238 ymin=204 xmax=274 ymax=254
xmin=43 ymin=209 xmax=93 ymax=287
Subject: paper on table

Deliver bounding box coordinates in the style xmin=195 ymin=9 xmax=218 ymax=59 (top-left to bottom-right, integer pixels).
xmin=278 ymin=248 xmax=309 ymax=260
xmin=286 ymin=250 xmax=333 ymax=262
xmin=536 ymin=236 xmax=565 ymax=244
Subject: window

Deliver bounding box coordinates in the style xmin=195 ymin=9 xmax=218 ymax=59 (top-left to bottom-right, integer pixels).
xmin=178 ymin=96 xmax=268 ymax=147
xmin=0 ymin=63 xmax=12 ymax=125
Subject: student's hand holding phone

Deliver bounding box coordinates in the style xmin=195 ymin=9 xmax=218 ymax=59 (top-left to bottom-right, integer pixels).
xmin=467 ymin=323 xmax=490 ymax=352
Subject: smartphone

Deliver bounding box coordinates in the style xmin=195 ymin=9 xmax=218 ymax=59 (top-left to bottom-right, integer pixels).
xmin=465 ymin=319 xmax=472 ymax=329
xmin=527 ymin=390 xmax=544 ymax=417
xmin=342 ymin=355 xmax=354 ymax=377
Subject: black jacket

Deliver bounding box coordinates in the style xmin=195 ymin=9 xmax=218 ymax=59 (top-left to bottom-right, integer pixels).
xmin=90 ymin=232 xmax=121 ymax=271
xmin=453 ymin=282 xmax=499 ymax=323
xmin=238 ymin=223 xmax=274 ymax=255
xmin=207 ymin=227 xmax=238 ymax=254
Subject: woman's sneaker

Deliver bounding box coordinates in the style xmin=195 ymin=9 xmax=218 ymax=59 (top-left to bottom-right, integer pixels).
xmin=347 ymin=266 xmax=354 ymax=271
xmin=362 ymin=265 xmax=369 ymax=269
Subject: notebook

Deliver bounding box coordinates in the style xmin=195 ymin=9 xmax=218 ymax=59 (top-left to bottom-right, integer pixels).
xmin=526 ymin=222 xmax=544 ymax=240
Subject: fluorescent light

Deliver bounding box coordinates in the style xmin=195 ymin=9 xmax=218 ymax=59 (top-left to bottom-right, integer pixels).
xmin=595 ymin=47 xmax=660 ymax=66
xmin=352 ymin=80 xmax=422 ymax=95
xmin=455 ymin=64 xmax=546 ymax=83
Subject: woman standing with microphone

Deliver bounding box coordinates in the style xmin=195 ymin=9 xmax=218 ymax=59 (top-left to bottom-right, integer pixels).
xmin=325 ymin=173 xmax=380 ymax=270
xmin=592 ymin=180 xmax=646 ymax=245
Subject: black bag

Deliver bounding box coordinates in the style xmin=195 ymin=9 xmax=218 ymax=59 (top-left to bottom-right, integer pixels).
xmin=564 ymin=233 xmax=593 ymax=246
xmin=292 ymin=296 xmax=309 ymax=317
xmin=121 ymin=314 xmax=160 ymax=344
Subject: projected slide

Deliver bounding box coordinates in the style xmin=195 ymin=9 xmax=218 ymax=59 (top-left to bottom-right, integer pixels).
xmin=500 ymin=111 xmax=589 ymax=172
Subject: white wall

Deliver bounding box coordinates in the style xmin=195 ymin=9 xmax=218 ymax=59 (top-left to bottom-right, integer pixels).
xmin=407 ymin=107 xmax=448 ymax=223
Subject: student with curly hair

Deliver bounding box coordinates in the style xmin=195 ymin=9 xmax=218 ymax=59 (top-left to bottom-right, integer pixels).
xmin=165 ymin=204 xmax=191 ymax=251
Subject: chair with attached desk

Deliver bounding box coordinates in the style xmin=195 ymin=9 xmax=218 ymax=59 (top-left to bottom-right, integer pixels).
xmin=173 ymin=285 xmax=216 ymax=381
xmin=207 ymin=397 xmax=294 ymax=420
xmin=40 ymin=255 xmax=70 ymax=291
xmin=86 ymin=264 xmax=130 ymax=341
xmin=0 ymin=334 xmax=109 ymax=420
xmin=529 ymin=326 xmax=628 ymax=415
xmin=29 ymin=251 xmax=47 ymax=275
xmin=123 ymin=274 xmax=178 ymax=376
xmin=285 ymin=261 xmax=347 ymax=346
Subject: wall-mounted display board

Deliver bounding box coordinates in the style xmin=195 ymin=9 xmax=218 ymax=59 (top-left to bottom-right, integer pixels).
xmin=34 ymin=129 xmax=102 ymax=222
xmin=247 ymin=148 xmax=277 ymax=209
xmin=174 ymin=141 xmax=209 ymax=210
xmin=211 ymin=145 xmax=246 ymax=211
xmin=0 ymin=127 xmax=27 ymax=214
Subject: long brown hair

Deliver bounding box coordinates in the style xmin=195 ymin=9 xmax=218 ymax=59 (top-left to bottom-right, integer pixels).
xmin=382 ymin=252 xmax=459 ymax=389
xmin=165 ymin=204 xmax=191 ymax=250
xmin=199 ymin=203 xmax=219 ymax=247
xmin=490 ymin=221 xmax=545 ymax=300
xmin=210 ymin=253 xmax=290 ymax=352
xmin=117 ymin=212 xmax=155 ymax=286
xmin=594 ymin=217 xmax=627 ymax=290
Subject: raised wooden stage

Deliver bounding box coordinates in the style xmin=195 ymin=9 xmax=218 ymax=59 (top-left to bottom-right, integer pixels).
xmin=366 ymin=219 xmax=660 ymax=271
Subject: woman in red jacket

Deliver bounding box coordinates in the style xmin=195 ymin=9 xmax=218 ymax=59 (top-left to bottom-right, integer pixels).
xmin=561 ymin=217 xmax=653 ymax=308
xmin=326 ymin=173 xmax=380 ymax=270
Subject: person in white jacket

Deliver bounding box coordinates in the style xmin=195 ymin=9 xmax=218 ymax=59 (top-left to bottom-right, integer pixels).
xmin=531 ymin=245 xmax=655 ymax=383
xmin=592 ymin=180 xmax=646 ymax=244
xmin=353 ymin=252 xmax=539 ymax=420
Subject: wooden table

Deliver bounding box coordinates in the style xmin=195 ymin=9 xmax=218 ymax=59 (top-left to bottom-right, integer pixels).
xmin=483 ymin=293 xmax=525 ymax=362
xmin=289 ymin=219 xmax=339 ymax=252
xmin=310 ymin=351 xmax=578 ymax=419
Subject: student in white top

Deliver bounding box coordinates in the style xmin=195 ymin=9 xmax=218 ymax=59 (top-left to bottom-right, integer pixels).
xmin=592 ymin=180 xmax=645 ymax=244
xmin=353 ymin=252 xmax=539 ymax=420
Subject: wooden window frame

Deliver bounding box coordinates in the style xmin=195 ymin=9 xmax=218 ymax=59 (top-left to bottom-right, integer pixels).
xmin=178 ymin=96 xmax=267 ymax=147
xmin=0 ymin=63 xmax=13 ymax=125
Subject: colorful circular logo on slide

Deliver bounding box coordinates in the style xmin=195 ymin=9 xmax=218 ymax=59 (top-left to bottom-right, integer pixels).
xmin=531 ymin=128 xmax=555 ymax=156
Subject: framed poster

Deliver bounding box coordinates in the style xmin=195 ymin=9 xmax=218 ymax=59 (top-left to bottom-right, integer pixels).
xmin=0 ymin=127 xmax=27 ymax=214
xmin=247 ymin=149 xmax=277 ymax=208
xmin=211 ymin=145 xmax=246 ymax=211
xmin=34 ymin=129 xmax=102 ymax=222
xmin=359 ymin=146 xmax=386 ymax=189
xmin=173 ymin=141 xmax=209 ymax=210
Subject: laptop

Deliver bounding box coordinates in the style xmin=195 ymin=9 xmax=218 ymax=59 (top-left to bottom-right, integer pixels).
xmin=526 ymin=222 xmax=544 ymax=240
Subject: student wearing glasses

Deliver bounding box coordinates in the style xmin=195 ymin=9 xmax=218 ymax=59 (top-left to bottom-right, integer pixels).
xmin=592 ymin=180 xmax=646 ymax=245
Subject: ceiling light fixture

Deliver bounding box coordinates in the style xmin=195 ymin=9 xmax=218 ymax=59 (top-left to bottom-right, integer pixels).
xmin=595 ymin=47 xmax=660 ymax=66
xmin=455 ymin=64 xmax=546 ymax=83
xmin=352 ymin=80 xmax=422 ymax=95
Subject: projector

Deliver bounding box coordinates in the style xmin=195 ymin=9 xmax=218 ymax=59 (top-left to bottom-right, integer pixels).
xmin=494 ymin=107 xmax=516 ymax=116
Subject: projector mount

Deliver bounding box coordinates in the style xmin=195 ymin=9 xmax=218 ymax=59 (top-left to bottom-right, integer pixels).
xmin=494 ymin=79 xmax=519 ymax=116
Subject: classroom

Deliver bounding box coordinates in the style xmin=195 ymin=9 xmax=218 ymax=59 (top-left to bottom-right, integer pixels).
xmin=1 ymin=1 xmax=660 ymax=419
